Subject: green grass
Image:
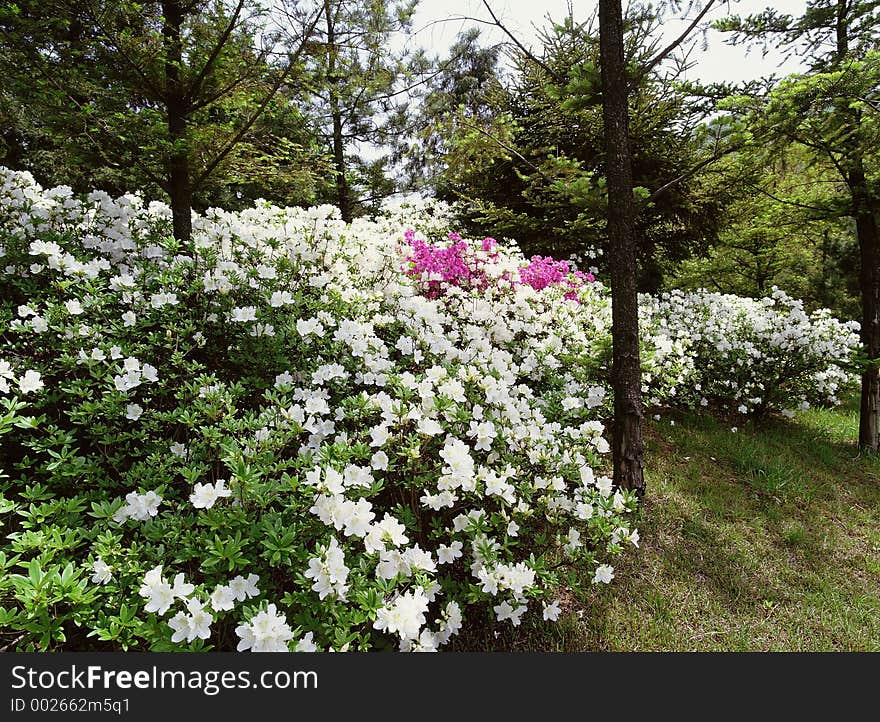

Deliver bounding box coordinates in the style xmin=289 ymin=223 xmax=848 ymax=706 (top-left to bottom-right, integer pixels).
xmin=458 ymin=395 xmax=880 ymax=651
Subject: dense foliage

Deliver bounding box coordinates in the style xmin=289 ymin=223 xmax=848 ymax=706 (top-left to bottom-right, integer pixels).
xmin=0 ymin=168 xmax=859 ymax=651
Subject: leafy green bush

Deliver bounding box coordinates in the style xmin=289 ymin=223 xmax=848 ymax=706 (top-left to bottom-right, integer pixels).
xmin=0 ymin=169 xmax=636 ymax=651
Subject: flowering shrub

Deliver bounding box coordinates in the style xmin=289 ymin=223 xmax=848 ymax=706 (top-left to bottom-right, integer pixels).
xmin=0 ymin=168 xmax=636 ymax=652
xmin=400 ymin=232 xmax=859 ymax=418
xmin=640 ymin=289 xmax=860 ymax=415
xmin=404 ymin=232 xmax=595 ymax=303
xmin=0 ymin=167 xmax=859 ymax=652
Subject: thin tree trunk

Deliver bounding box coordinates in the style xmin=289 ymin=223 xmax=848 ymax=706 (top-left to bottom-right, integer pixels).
xmin=324 ymin=0 xmax=351 ymax=222
xmin=853 ymin=167 xmax=880 ymax=450
xmin=599 ymin=0 xmax=645 ymax=495
xmin=835 ymin=0 xmax=879 ymax=450
xmin=163 ymin=0 xmax=192 ymax=241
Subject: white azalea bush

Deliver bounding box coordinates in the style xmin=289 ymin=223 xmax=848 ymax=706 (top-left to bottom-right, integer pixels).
xmin=0 ymin=168 xmax=637 ymax=652
xmin=0 ymin=167 xmax=859 ymax=651
xmin=640 ymin=289 xmax=860 ymax=416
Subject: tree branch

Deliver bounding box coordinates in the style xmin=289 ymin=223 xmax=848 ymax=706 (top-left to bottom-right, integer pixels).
xmin=0 ymin=48 xmax=166 ymax=191
xmin=456 ymin=118 xmax=553 ymax=183
xmin=481 ymin=0 xmax=559 ymax=80
xmin=190 ymin=47 xmax=269 ymax=111
xmin=84 ymin=0 xmax=166 ymax=100
xmin=744 ymin=180 xmax=843 ymax=218
xmin=642 ymin=142 xmax=739 ymax=207
xmin=192 ymin=9 xmax=322 ymax=190
xmin=186 ymin=0 xmax=247 ymax=104
xmin=633 ymin=0 xmax=719 ymax=84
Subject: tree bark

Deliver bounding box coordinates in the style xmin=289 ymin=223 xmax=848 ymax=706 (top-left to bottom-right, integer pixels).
xmin=163 ymin=0 xmax=192 ymax=241
xmin=324 ymin=0 xmax=352 ymax=222
xmin=599 ymin=0 xmax=645 ymax=495
xmin=853 ymin=165 xmax=880 ymax=450
xmin=835 ymin=0 xmax=879 ymax=450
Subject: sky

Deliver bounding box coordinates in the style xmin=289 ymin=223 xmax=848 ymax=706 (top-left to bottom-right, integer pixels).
xmin=407 ymin=0 xmax=810 ymax=85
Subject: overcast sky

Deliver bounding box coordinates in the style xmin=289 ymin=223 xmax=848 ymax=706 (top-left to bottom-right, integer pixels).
xmin=408 ymin=0 xmax=809 ymax=84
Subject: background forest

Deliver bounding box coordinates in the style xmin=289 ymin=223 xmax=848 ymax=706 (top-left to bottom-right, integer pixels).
xmin=1 ymin=0 xmax=875 ymax=319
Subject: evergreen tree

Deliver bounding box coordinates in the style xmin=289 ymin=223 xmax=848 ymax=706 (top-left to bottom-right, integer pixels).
xmin=0 ymin=0 xmax=324 ymax=240
xmin=717 ymin=0 xmax=880 ymax=449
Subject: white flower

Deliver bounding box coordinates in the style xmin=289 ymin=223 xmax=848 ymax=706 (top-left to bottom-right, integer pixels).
xmin=370 ymin=450 xmax=389 ymax=470
xmin=294 ymin=632 xmax=317 ymax=652
xmin=150 ymin=292 xmax=178 ymax=309
xmin=564 ymin=528 xmax=582 ymax=555
xmin=170 ymin=573 xmax=195 ymax=599
xmin=230 ymin=306 xmax=257 ymax=322
xmin=493 ymin=600 xmax=527 ymax=626
xmin=18 ymin=370 xmax=43 ymax=394
xmin=373 ymin=587 xmax=430 ymax=641
xmin=190 ymin=478 xmax=232 ymax=510
xmin=593 ymin=564 xmax=615 ymax=584
xmin=122 ymin=311 xmax=137 ymax=327
xmin=210 ymin=584 xmax=237 ymax=612
xmin=174 ymin=599 xmax=212 ymax=643
xmin=437 ymin=541 xmax=463 ymax=564
xmin=305 ymin=538 xmax=349 ymax=600
xmin=369 ymin=424 xmax=390 ymax=447
xmin=228 ymin=574 xmax=260 ymax=602
xmin=64 ymin=299 xmax=83 ymax=315
xmin=596 ymin=476 xmax=613 ymax=497
xmin=236 ymin=603 xmax=293 ymax=652
xmin=139 ymin=565 xmax=175 ymax=615
xmin=296 ymin=317 xmax=324 ymax=337
xmin=542 ymin=600 xmax=561 ymax=622
xmin=269 ymin=290 xmax=293 ymax=307
xmin=168 ymin=611 xmax=191 ymax=643
xmin=364 ymin=514 xmax=409 ymax=553
xmin=274 ymin=371 xmax=294 ymax=389
xmin=115 ymin=490 xmax=162 ymax=523
xmin=125 ymin=403 xmax=143 ymax=421
xmin=90 ymin=558 xmax=112 ymax=585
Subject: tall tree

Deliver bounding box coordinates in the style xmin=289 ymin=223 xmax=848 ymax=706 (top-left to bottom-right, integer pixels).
xmin=424 ymin=16 xmax=726 ymax=289
xmin=294 ymin=0 xmax=425 ymax=220
xmin=398 ymin=27 xmax=503 ymax=194
xmin=717 ymin=0 xmax=880 ymax=449
xmin=599 ymin=0 xmax=643 ymax=493
xmin=670 ymin=145 xmax=860 ymax=319
xmin=0 ymin=0 xmax=322 ymax=240
xmin=467 ymin=0 xmax=725 ymax=494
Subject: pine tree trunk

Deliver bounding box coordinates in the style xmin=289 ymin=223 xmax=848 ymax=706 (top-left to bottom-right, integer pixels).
xmin=853 ymin=167 xmax=880 ymax=451
xmin=599 ymin=0 xmax=645 ymax=495
xmin=324 ymin=0 xmax=351 ymax=223
xmin=163 ymin=0 xmax=192 ymax=241
xmin=835 ymin=3 xmax=880 ymax=451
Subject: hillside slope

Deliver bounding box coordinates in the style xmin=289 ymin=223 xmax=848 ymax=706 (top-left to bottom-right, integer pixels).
xmin=459 ymin=395 xmax=880 ymax=651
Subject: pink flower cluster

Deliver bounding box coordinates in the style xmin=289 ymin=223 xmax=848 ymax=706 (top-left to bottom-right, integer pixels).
xmin=404 ymin=230 xmax=495 ymax=298
xmin=404 ymin=230 xmax=595 ymax=303
xmin=519 ymin=256 xmax=595 ymax=302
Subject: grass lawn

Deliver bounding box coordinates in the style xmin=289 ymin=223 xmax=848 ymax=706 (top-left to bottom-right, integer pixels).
xmin=458 ymin=394 xmax=880 ymax=651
